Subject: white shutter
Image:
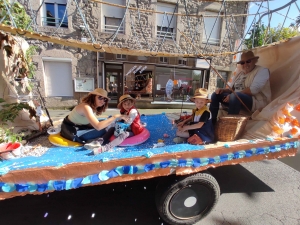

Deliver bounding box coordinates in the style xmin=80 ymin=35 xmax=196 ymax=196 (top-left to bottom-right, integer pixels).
xmin=43 ymin=61 xmax=73 ymax=97
xmin=203 ymin=12 xmax=221 ymax=44
xmin=102 ymin=0 xmax=125 ymax=18
xmin=157 ymin=3 xmax=176 ymax=28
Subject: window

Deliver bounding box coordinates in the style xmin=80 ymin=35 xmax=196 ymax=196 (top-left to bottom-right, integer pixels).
xmin=102 ymin=0 xmax=125 ymax=33
xmin=178 ymin=58 xmax=187 ymax=65
xmin=104 ymin=17 xmax=124 ymax=33
xmin=116 ymin=54 xmax=126 ymax=60
xmin=156 ymin=3 xmax=176 ymax=39
xmin=216 ymin=71 xmax=228 ymax=88
xmin=43 ymin=0 xmax=68 ymax=28
xmin=160 ymin=57 xmax=168 ymax=63
xmin=203 ymin=11 xmax=221 ymax=45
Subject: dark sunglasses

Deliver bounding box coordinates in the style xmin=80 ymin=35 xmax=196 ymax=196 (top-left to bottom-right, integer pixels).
xmin=237 ymin=59 xmax=252 ymax=65
xmin=97 ymin=96 xmax=108 ymax=102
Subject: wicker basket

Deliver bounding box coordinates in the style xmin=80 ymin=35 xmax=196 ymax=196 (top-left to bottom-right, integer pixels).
xmin=215 ymin=116 xmax=249 ymax=142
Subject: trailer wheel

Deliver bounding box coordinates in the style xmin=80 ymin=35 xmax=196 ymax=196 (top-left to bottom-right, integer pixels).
xmin=156 ymin=173 xmax=220 ymax=225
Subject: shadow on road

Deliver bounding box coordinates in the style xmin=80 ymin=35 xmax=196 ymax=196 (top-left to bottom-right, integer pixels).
xmin=208 ymin=164 xmax=273 ymax=196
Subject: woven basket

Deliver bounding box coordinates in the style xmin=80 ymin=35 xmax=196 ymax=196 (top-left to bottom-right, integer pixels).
xmin=215 ymin=116 xmax=249 ymax=142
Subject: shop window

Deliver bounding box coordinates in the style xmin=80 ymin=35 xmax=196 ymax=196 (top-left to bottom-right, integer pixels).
xmin=160 ymin=57 xmax=168 ymax=63
xmin=203 ymin=11 xmax=221 ymax=45
xmin=116 ymin=54 xmax=126 ymax=60
xmin=156 ymin=3 xmax=176 ymax=39
xmin=178 ymin=58 xmax=187 ymax=65
xmin=216 ymin=71 xmax=228 ymax=88
xmin=43 ymin=0 xmax=68 ymax=28
xmin=102 ymin=0 xmax=125 ymax=33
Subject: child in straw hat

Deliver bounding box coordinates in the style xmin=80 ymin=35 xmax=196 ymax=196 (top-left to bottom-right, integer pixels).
xmin=174 ymin=88 xmax=214 ymax=144
xmin=90 ymin=94 xmax=144 ymax=155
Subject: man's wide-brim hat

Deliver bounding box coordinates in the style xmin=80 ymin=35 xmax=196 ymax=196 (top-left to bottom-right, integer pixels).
xmin=238 ymin=51 xmax=259 ymax=63
xmin=89 ymin=88 xmax=110 ymax=100
xmin=191 ymin=88 xmax=211 ymax=102
xmin=117 ymin=94 xmax=135 ymax=109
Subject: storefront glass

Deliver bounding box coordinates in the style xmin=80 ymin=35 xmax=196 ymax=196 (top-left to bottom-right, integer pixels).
xmin=154 ymin=67 xmax=209 ymax=102
xmin=123 ymin=64 xmax=154 ymax=100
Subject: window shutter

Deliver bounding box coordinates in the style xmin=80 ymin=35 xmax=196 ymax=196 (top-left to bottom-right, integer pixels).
xmin=157 ymin=3 xmax=176 ymax=28
xmin=102 ymin=0 xmax=125 ymax=18
xmin=203 ymin=12 xmax=221 ymax=44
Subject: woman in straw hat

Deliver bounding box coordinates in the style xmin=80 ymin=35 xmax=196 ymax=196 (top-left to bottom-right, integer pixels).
xmin=174 ymin=88 xmax=214 ymax=144
xmin=209 ymin=50 xmax=271 ymax=124
xmin=89 ymin=94 xmax=145 ymax=155
xmin=60 ymin=88 xmax=129 ymax=144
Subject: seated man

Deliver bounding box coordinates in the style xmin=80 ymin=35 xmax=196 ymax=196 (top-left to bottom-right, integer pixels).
xmin=209 ymin=51 xmax=271 ymax=125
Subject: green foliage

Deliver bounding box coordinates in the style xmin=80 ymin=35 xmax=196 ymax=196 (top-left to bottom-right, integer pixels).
xmin=244 ymin=23 xmax=267 ymax=49
xmin=25 ymin=46 xmax=38 ymax=79
xmin=0 ymin=98 xmax=31 ymax=143
xmin=245 ymin=23 xmax=300 ymax=49
xmin=0 ymin=126 xmax=24 ymax=143
xmin=0 ymin=0 xmax=32 ymax=31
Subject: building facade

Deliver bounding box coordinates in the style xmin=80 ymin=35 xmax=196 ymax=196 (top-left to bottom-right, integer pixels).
xmin=21 ymin=0 xmax=249 ymax=108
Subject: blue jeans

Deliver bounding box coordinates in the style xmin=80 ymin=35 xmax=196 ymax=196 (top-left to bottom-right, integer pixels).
xmin=209 ymin=92 xmax=252 ymax=120
xmin=79 ymin=129 xmax=106 ymax=142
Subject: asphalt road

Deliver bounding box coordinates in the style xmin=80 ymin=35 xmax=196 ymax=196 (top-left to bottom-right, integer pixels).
xmin=0 ymin=159 xmax=299 ymax=225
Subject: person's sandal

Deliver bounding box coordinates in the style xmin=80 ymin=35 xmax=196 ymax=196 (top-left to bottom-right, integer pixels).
xmin=93 ymin=146 xmax=104 ymax=155
xmin=84 ymin=141 xmax=101 ymax=150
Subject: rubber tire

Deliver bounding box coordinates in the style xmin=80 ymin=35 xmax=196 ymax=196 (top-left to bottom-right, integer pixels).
xmin=156 ymin=173 xmax=220 ymax=225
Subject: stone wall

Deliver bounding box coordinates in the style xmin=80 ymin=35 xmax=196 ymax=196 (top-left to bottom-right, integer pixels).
xmin=20 ymin=0 xmax=248 ymax=108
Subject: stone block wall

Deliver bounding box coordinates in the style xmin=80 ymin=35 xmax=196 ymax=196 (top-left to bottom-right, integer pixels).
xmin=19 ymin=0 xmax=249 ymax=108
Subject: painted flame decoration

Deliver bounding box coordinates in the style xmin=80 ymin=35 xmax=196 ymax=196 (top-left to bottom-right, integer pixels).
xmin=272 ymin=103 xmax=300 ymax=138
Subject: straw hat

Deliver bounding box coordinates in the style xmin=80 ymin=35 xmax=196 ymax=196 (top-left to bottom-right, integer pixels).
xmin=88 ymin=88 xmax=110 ymax=100
xmin=117 ymin=94 xmax=135 ymax=109
xmin=239 ymin=51 xmax=259 ymax=63
xmin=191 ymin=88 xmax=211 ymax=102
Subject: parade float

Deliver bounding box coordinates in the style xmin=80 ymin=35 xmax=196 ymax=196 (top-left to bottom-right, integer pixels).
xmin=0 ymin=2 xmax=299 ymax=225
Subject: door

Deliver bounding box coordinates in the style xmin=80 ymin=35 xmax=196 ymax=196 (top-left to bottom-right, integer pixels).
xmin=104 ymin=64 xmax=123 ymax=102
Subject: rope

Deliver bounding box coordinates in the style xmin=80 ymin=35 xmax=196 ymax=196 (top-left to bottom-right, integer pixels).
xmin=135 ymin=0 xmax=151 ymax=50
xmin=183 ymin=0 xmax=193 ymax=54
xmin=156 ymin=0 xmax=179 ymax=53
xmin=1 ymin=0 xmax=17 ymax=27
xmin=237 ymin=1 xmax=263 ymax=51
xmin=108 ymin=0 xmax=131 ymax=46
xmin=74 ymin=0 xmax=96 ymax=43
xmin=129 ymin=13 xmax=143 ymax=50
xmin=203 ymin=0 xmax=225 ymax=52
xmin=49 ymin=0 xmax=70 ymax=36
xmin=25 ymin=0 xmax=45 ymax=32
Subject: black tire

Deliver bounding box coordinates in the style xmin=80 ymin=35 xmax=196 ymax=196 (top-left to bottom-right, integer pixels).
xmin=156 ymin=173 xmax=220 ymax=225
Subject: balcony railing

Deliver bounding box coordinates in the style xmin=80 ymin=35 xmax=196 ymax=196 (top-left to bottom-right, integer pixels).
xmin=104 ymin=24 xmax=124 ymax=33
xmin=42 ymin=17 xmax=68 ymax=28
xmin=156 ymin=31 xmax=176 ymax=40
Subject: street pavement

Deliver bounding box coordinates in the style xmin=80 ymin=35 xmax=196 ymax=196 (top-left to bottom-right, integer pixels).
xmin=0 ymin=109 xmax=298 ymax=225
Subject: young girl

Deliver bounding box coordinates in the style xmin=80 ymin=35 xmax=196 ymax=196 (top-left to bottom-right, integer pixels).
xmin=88 ymin=94 xmax=144 ymax=155
xmin=174 ymin=88 xmax=214 ymax=144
